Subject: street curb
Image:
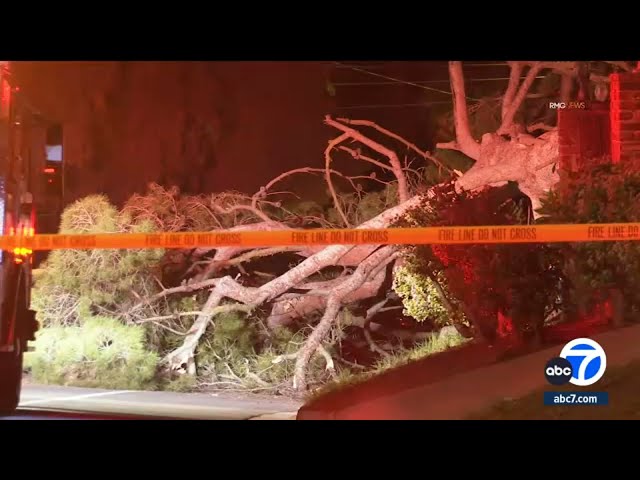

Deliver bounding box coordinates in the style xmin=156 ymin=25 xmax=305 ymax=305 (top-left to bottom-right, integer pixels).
xmin=248 ymin=411 xmax=298 ymax=420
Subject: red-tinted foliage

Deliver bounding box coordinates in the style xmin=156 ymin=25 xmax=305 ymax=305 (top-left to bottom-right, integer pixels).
xmin=398 ymin=182 xmax=566 ymax=345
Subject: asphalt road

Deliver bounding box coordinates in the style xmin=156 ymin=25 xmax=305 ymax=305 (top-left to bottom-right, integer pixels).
xmin=2 ymin=384 xmax=302 ymax=420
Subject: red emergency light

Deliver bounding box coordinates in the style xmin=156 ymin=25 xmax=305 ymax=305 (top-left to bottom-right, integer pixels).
xmin=0 ymin=75 xmax=10 ymax=119
xmin=6 ymin=215 xmax=35 ymax=264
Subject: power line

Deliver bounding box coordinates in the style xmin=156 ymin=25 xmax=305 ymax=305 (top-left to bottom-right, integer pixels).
xmin=330 ymin=62 xmax=510 ymax=69
xmin=330 ymin=62 xmax=536 ymax=101
xmin=334 ymin=101 xmax=456 ymax=110
xmin=332 ymin=63 xmax=400 ymax=70
xmin=334 ymin=94 xmax=544 ymax=110
xmin=332 ymin=61 xmax=469 ymax=99
xmin=332 ymin=76 xmax=545 ymax=87
xmin=333 ymin=80 xmax=451 ymax=86
xmin=464 ymin=63 xmax=510 ymax=67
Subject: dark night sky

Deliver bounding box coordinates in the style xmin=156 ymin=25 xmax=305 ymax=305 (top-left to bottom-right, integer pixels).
xmin=10 ymin=61 xmax=510 ymax=204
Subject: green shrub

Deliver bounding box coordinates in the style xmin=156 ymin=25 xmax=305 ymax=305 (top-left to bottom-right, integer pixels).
xmin=538 ymin=159 xmax=640 ymax=319
xmin=24 ymin=316 xmax=159 ymax=390
xmin=194 ymin=312 xmax=333 ymax=392
xmin=395 ymin=183 xmax=565 ymax=343
xmin=370 ymin=326 xmax=468 ymax=374
xmin=392 ymin=265 xmax=451 ymax=325
xmin=31 ymin=194 xmax=163 ymax=327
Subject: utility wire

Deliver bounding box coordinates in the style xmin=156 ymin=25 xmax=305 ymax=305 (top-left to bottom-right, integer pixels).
xmin=335 ymin=101 xmax=453 ymax=110
xmin=330 ymin=62 xmax=547 ymax=109
xmin=334 ymin=94 xmax=543 ymax=110
xmin=332 ymin=61 xmax=482 ymax=101
xmin=331 ymin=62 xmax=535 ymax=101
xmin=333 ymin=76 xmax=546 ymax=86
xmin=330 ymin=62 xmax=510 ymax=70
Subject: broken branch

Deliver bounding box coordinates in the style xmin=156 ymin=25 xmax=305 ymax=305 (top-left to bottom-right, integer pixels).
xmin=325 ymin=116 xmax=410 ymax=202
xmin=336 ymin=117 xmax=450 ymax=172
xmin=325 ymin=132 xmax=352 ymax=227
xmin=293 ymin=245 xmax=398 ymax=391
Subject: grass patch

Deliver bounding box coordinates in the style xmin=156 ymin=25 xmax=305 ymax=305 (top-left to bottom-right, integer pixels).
xmin=308 ymin=326 xmax=468 ymax=401
xmin=468 ymin=360 xmax=640 ymax=420
xmin=24 ymin=316 xmax=160 ymax=391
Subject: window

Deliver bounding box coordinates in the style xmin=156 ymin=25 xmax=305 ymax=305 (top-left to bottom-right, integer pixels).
xmin=45 ymin=124 xmax=63 ymax=162
xmin=45 ymin=145 xmax=62 ymax=162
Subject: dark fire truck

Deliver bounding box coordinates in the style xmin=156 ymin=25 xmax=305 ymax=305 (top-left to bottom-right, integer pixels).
xmin=0 ymin=62 xmax=63 ymax=413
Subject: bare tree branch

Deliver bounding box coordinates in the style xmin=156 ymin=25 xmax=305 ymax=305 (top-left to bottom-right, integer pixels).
xmin=128 ymin=278 xmax=219 ymax=315
xmin=293 ymin=245 xmax=398 ymax=391
xmin=325 ymin=116 xmax=410 ymax=202
xmin=605 ymin=61 xmax=633 ymax=72
xmin=325 ymin=132 xmax=352 ymax=227
xmin=335 ymin=117 xmax=450 ymax=172
xmin=438 ymin=61 xmax=481 ymax=160
xmin=363 ymin=297 xmax=392 ymax=357
xmin=337 ymin=145 xmax=395 ymax=172
xmin=266 ymin=269 xmax=387 ymax=328
xmin=135 ymin=311 xmax=204 ymax=324
xmin=502 ymin=62 xmax=522 ymax=121
xmin=317 ymin=345 xmax=336 ymax=374
xmin=165 ymin=302 xmax=251 ymax=374
xmin=499 ymin=62 xmax=542 ymax=135
xmin=165 ymin=194 xmax=425 ymax=374
xmin=211 ymin=203 xmax=275 ymax=225
xmin=271 ymin=345 xmax=335 ymax=376
xmin=163 ymin=287 xmax=256 ymax=374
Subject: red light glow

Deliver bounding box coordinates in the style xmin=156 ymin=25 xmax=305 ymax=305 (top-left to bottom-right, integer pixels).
xmin=0 ymin=79 xmax=10 ymax=116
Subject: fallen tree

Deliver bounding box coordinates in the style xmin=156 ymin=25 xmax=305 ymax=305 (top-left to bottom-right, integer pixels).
xmin=36 ymin=61 xmax=632 ymax=394
xmin=154 ymin=61 xmax=586 ymax=392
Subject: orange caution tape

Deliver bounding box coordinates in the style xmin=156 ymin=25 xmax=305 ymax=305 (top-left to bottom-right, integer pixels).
xmin=0 ymin=223 xmax=637 ymax=251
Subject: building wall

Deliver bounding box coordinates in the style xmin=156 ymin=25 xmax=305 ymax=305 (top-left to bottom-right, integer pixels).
xmin=558 ymin=104 xmax=610 ymax=172
xmin=611 ymin=72 xmax=640 ymax=164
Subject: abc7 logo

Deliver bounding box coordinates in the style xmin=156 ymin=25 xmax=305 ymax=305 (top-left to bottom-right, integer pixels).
xmin=545 ymin=338 xmax=607 ymax=387
xmin=545 ymin=358 xmax=574 ymax=386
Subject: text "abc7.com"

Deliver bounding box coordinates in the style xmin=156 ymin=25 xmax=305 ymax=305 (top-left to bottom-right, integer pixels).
xmin=543 ymin=338 xmax=609 ymax=406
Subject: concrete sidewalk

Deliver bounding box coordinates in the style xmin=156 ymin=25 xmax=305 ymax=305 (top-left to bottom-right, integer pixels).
xmin=298 ymin=324 xmax=640 ymax=420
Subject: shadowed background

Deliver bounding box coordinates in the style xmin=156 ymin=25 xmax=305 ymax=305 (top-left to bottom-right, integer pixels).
xmin=11 ymin=61 xmax=453 ymax=205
